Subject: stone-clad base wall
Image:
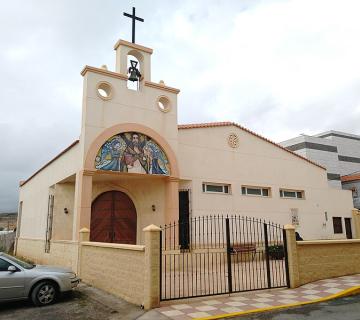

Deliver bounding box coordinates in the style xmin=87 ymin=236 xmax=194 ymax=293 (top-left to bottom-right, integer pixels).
xmin=16 ymin=238 xmax=78 ymax=271
xmin=297 ymin=240 xmax=360 ymax=285
xmin=80 ymin=242 xmax=145 ymax=306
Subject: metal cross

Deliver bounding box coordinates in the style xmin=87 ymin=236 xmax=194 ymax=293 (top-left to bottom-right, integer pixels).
xmin=123 ymin=7 xmax=144 ymax=44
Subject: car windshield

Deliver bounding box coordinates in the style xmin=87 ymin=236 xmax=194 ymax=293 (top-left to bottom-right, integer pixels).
xmin=2 ymin=253 xmax=35 ymax=269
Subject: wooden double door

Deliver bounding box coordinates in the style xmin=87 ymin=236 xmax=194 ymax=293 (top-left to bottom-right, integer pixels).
xmin=90 ymin=191 xmax=137 ymax=244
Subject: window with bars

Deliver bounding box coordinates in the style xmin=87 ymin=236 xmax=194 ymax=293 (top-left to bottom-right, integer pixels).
xmin=279 ymin=189 xmax=304 ymax=199
xmin=241 ymin=186 xmax=270 ymax=197
xmin=202 ymin=183 xmax=231 ymax=194
xmin=332 ymin=217 xmax=343 ymax=234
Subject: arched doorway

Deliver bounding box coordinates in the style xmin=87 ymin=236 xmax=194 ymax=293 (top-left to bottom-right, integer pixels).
xmin=90 ymin=191 xmax=137 ymax=244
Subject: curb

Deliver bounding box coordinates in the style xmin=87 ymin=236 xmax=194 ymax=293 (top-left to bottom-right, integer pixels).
xmin=195 ymin=286 xmax=360 ymax=320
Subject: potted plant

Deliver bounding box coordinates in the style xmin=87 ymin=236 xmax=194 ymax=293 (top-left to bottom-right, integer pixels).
xmin=268 ymin=244 xmax=285 ymax=260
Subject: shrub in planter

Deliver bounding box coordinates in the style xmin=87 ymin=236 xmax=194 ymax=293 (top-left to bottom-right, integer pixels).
xmin=268 ymin=245 xmax=285 ymax=260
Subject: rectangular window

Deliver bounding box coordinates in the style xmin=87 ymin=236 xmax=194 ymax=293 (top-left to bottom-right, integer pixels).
xmin=202 ymin=183 xmax=230 ymax=194
xmin=242 ymin=186 xmax=270 ymax=197
xmin=333 ymin=217 xmax=343 ymax=234
xmin=280 ymin=189 xmax=304 ymax=199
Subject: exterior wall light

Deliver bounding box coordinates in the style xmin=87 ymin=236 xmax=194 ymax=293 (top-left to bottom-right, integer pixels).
xmin=151 ymin=205 xmax=156 ymax=212
xmin=64 ymin=208 xmax=69 ymax=214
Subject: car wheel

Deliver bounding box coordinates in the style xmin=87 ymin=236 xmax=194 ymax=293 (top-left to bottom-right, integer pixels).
xmin=31 ymin=281 xmax=57 ymax=306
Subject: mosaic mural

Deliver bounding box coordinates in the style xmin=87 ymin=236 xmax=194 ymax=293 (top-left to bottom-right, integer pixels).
xmin=95 ymin=132 xmax=170 ymax=175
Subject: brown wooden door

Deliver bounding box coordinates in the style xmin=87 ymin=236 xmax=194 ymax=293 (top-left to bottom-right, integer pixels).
xmin=113 ymin=191 xmax=137 ymax=244
xmin=90 ymin=191 xmax=137 ymax=244
xmin=90 ymin=191 xmax=113 ymax=243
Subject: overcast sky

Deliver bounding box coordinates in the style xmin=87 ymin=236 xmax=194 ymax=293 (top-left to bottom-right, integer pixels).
xmin=1 ymin=0 xmax=360 ymax=212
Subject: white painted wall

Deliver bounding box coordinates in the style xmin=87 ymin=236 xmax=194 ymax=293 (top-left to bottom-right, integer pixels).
xmin=178 ymin=126 xmax=354 ymax=240
xmin=18 ymin=144 xmax=80 ymax=239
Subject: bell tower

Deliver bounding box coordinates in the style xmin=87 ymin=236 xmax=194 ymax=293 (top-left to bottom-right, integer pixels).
xmin=114 ymin=39 xmax=152 ymax=83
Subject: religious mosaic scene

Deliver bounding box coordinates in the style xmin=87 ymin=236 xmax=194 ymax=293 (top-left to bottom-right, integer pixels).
xmin=95 ymin=132 xmax=170 ymax=175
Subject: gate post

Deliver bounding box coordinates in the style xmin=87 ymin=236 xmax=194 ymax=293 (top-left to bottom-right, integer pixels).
xmin=263 ymin=223 xmax=272 ymax=288
xmin=225 ymin=218 xmax=233 ymax=293
xmin=352 ymin=209 xmax=360 ymax=239
xmin=284 ymin=225 xmax=300 ymax=288
xmin=143 ymin=224 xmax=161 ymax=310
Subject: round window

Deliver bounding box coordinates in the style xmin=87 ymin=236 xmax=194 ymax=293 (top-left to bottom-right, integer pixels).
xmin=157 ymin=96 xmax=171 ymax=113
xmin=97 ymin=82 xmax=113 ymax=100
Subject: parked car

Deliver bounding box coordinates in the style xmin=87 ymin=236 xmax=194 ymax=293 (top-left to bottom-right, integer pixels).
xmin=0 ymin=252 xmax=80 ymax=306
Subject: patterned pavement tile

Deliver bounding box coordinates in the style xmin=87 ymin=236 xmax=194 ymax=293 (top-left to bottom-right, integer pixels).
xmin=156 ymin=274 xmax=360 ymax=319
xmin=202 ymin=299 xmax=223 ymax=305
xmin=277 ymin=299 xmax=299 ymax=304
xmin=302 ymin=294 xmax=322 ymax=300
xmin=162 ymin=309 xmax=185 ymax=317
xmin=220 ymin=306 xmax=244 ymax=313
xmin=195 ymin=305 xmax=218 ymax=312
xmin=187 ymin=311 xmax=212 ymax=318
xmin=172 ymin=304 xmax=193 ymax=310
xmin=225 ymin=301 xmax=247 ymax=307
xmin=255 ymin=293 xmax=275 ymax=298
xmin=250 ymin=302 xmax=272 ymax=308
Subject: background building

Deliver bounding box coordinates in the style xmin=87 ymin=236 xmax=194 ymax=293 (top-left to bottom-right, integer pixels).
xmin=280 ymin=130 xmax=360 ymax=209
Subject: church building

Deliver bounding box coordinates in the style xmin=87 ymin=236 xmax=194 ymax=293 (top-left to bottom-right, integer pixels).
xmin=15 ymin=38 xmax=355 ymax=268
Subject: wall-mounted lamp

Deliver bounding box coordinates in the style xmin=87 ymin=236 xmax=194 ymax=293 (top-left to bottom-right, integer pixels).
xmin=324 ymin=211 xmax=328 ymax=221
xmin=64 ymin=208 xmax=69 ymax=214
xmin=151 ymin=205 xmax=156 ymax=212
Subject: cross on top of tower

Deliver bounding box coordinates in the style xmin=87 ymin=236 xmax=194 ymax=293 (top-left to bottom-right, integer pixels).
xmin=123 ymin=7 xmax=144 ymax=44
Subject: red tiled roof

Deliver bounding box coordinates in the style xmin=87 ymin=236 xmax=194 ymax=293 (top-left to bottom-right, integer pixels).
xmin=341 ymin=174 xmax=360 ymax=182
xmin=20 ymin=140 xmax=79 ymax=187
xmin=20 ymin=121 xmax=326 ymax=188
xmin=178 ymin=122 xmax=326 ymax=170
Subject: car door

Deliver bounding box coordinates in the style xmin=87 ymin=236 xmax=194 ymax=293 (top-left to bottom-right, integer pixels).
xmin=0 ymin=258 xmax=25 ymax=300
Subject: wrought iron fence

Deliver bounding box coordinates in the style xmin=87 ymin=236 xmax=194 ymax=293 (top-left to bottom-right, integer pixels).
xmin=160 ymin=215 xmax=290 ymax=301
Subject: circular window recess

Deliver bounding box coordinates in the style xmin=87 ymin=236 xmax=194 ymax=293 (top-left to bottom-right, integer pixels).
xmin=96 ymin=82 xmax=113 ymax=100
xmin=157 ymin=96 xmax=171 ymax=113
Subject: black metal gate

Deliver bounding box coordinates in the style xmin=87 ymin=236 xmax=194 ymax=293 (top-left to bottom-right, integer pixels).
xmin=160 ymin=215 xmax=290 ymax=301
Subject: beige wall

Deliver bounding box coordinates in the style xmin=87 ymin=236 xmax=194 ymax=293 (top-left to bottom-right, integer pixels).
xmin=178 ymin=126 xmax=354 ymax=240
xmin=79 ymin=71 xmax=179 ymax=167
xmin=80 ymin=242 xmax=145 ymax=306
xmin=297 ymin=240 xmax=360 ymax=285
xmin=52 ymin=183 xmax=75 ymax=240
xmin=16 ymin=238 xmax=78 ymax=271
xmin=92 ymin=179 xmax=166 ymax=244
xmin=19 ymin=144 xmax=80 ymax=239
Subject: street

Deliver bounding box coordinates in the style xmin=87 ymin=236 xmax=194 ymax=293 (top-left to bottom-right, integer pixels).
xmin=0 ymin=284 xmax=146 ymax=320
xmin=231 ymin=294 xmax=360 ymax=320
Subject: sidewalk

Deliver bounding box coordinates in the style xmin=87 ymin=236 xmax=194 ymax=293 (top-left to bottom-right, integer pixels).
xmin=152 ymin=274 xmax=360 ymax=320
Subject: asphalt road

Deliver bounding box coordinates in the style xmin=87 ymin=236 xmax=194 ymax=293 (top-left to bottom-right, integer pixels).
xmin=230 ymin=294 xmax=360 ymax=320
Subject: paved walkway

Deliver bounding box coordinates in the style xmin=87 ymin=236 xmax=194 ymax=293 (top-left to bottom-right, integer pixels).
xmin=155 ymin=274 xmax=360 ymax=319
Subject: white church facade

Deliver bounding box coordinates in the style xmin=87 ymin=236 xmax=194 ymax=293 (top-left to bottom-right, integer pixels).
xmin=16 ymin=39 xmax=355 ymax=267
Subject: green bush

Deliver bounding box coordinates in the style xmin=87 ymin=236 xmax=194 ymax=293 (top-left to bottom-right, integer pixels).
xmin=268 ymin=244 xmax=285 ymax=260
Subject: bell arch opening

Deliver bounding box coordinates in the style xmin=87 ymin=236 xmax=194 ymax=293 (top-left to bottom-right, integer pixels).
xmin=127 ymin=50 xmax=143 ymax=91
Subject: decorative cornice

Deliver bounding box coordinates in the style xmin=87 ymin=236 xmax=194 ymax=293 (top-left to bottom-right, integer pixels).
xmin=80 ymin=65 xmax=128 ymax=81
xmin=144 ymin=81 xmax=180 ymax=94
xmin=113 ymin=39 xmax=153 ymax=54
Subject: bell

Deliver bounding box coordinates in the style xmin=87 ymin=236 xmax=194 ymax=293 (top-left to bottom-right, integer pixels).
xmin=128 ymin=69 xmax=139 ymax=82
